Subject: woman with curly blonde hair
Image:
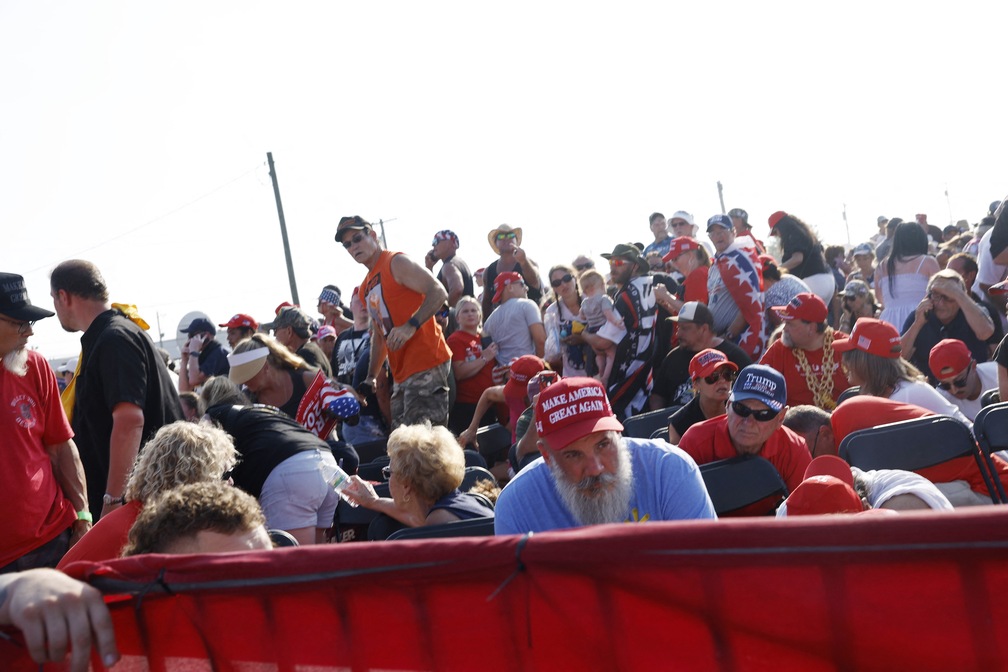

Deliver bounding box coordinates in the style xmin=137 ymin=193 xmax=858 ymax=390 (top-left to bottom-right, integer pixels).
xmin=57 ymin=421 xmax=237 ymax=567
xmin=345 ymin=421 xmax=494 ymax=527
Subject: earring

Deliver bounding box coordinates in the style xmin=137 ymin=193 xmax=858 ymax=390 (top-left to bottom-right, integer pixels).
xmin=404 ymin=495 xmax=411 ymax=503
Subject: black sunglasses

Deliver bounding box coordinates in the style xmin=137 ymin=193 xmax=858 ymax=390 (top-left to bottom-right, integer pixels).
xmin=575 ymin=262 xmax=594 ymax=271
xmin=550 ymin=273 xmax=573 ymax=288
xmin=731 ymin=401 xmax=779 ymax=422
xmin=937 ymin=369 xmax=971 ymax=391
xmin=702 ymin=370 xmax=735 ymax=385
xmin=341 ymin=232 xmax=365 ymax=249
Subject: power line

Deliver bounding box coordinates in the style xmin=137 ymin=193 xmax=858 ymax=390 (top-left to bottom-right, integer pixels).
xmin=26 ymin=163 xmax=265 ymax=274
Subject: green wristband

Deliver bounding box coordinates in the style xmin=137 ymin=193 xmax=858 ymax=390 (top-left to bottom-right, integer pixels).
xmin=77 ymin=511 xmax=93 ymax=523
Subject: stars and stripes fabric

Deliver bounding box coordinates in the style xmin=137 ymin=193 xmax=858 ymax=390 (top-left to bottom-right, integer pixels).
xmin=296 ymin=371 xmax=360 ymax=439
xmin=715 ymin=246 xmax=766 ymax=359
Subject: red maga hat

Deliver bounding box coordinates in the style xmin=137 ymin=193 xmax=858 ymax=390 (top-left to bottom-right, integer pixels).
xmin=689 ymin=348 xmax=738 ymax=381
xmin=219 ymin=313 xmax=259 ymax=330
xmin=535 ymin=377 xmax=624 ymax=451
xmin=662 ymin=236 xmax=701 ymax=263
xmin=929 ymin=339 xmax=972 ymax=379
xmin=504 ymin=355 xmax=545 ymax=400
xmin=786 ymin=476 xmax=863 ymax=516
xmin=492 ymin=272 xmax=523 ymax=303
xmin=772 ymin=292 xmax=828 ymax=323
xmin=832 ymin=318 xmax=902 ymax=358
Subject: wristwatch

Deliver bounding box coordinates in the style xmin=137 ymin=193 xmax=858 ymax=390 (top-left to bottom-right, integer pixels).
xmin=103 ymin=494 xmax=125 ymax=507
xmin=407 ymin=317 xmax=421 ymax=329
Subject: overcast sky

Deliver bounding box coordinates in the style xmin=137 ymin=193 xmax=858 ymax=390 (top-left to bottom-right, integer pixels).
xmin=3 ymin=1 xmax=1005 ymax=359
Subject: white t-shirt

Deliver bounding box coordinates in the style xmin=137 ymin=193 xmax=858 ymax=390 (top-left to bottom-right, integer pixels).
xmin=936 ymin=361 xmax=999 ymax=421
xmin=889 ymin=380 xmax=972 ymax=428
xmin=852 ymin=466 xmax=954 ymax=511
xmin=972 ymin=229 xmax=1008 ymax=296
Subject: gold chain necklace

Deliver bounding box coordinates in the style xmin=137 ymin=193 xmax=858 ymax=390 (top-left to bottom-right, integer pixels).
xmin=793 ymin=327 xmax=836 ymax=410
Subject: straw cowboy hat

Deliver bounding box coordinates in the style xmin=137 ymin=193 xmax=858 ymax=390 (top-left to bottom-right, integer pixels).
xmin=487 ymin=224 xmax=523 ymax=255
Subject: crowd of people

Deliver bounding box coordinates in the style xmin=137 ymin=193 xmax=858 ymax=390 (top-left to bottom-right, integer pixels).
xmin=7 ymin=199 xmax=1008 ymax=666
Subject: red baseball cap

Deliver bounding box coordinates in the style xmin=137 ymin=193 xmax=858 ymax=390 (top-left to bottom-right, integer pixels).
xmin=492 ymin=272 xmax=523 ymax=303
xmin=219 ymin=313 xmax=259 ymax=330
xmin=832 ymin=318 xmax=902 ymax=358
xmin=785 ymin=476 xmax=863 ymax=516
xmin=534 ymin=377 xmax=625 ymax=450
xmin=929 ymin=339 xmax=972 ymax=379
xmin=803 ymin=455 xmax=854 ymax=488
xmin=689 ymin=348 xmax=738 ymax=381
xmin=989 ymin=279 xmax=1008 ymax=296
xmin=504 ymin=355 xmax=545 ymax=399
xmin=662 ymin=236 xmax=701 ymax=263
xmin=768 ymin=211 xmax=788 ymax=229
xmin=771 ymin=292 xmax=828 ymax=323
xmin=274 ymin=301 xmax=295 ymax=315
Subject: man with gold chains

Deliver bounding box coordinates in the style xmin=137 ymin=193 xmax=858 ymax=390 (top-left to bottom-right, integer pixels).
xmin=759 ymin=292 xmax=851 ymax=410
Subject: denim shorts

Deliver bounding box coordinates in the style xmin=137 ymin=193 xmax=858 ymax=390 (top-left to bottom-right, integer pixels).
xmin=259 ymin=449 xmax=340 ymax=531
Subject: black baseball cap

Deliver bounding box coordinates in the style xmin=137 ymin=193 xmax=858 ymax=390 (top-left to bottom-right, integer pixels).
xmin=0 ymin=273 xmax=54 ymax=321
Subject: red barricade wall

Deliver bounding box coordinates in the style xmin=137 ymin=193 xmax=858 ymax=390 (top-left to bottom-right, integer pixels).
xmin=4 ymin=507 xmax=1008 ymax=671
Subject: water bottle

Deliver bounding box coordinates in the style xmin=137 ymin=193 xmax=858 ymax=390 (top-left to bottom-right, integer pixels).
xmin=319 ymin=460 xmax=358 ymax=507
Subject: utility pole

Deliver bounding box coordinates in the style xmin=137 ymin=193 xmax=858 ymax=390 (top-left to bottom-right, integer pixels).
xmin=717 ymin=181 xmax=726 ymax=214
xmin=266 ymin=152 xmax=300 ymax=305
xmin=155 ymin=312 xmax=164 ymax=348
xmin=843 ymin=204 xmax=850 ymax=246
xmin=945 ymin=184 xmax=954 ymax=225
xmin=376 ymin=218 xmax=397 ymax=249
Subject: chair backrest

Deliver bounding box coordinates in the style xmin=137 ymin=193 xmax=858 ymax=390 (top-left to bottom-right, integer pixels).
xmin=473 ymin=423 xmax=512 ymax=455
xmin=386 ymin=517 xmax=496 ymax=541
xmin=981 ymin=389 xmax=1001 ymax=408
xmin=699 ymin=454 xmax=788 ymax=516
xmin=461 ymin=466 xmax=498 ymax=492
xmin=368 ymin=513 xmax=408 ymax=541
xmin=352 ymin=438 xmax=389 ymax=466
xmin=356 ymin=458 xmax=389 ymax=483
xmin=650 ymin=427 xmax=670 ymax=442
xmin=463 ymin=449 xmax=488 ymax=469
xmin=971 ymin=402 xmax=1008 ymax=503
xmin=622 ymin=406 xmax=681 ymax=439
xmin=268 ymin=529 xmax=299 ymax=547
xmin=837 ymin=415 xmax=977 ymax=472
xmin=835 ymin=386 xmax=861 ymax=406
xmin=333 ymin=483 xmax=390 ymax=543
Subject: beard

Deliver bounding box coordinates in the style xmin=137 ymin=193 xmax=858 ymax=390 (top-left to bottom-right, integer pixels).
xmin=3 ymin=347 xmax=28 ymax=376
xmin=547 ymin=435 xmax=634 ymax=526
xmin=781 ymin=328 xmax=794 ymax=348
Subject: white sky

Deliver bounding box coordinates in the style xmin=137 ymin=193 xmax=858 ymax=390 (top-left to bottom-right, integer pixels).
xmin=3 ymin=1 xmax=1005 ymax=359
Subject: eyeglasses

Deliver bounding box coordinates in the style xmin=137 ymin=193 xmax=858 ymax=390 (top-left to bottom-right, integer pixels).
xmin=495 ymin=232 xmax=517 ymax=241
xmin=574 ymin=262 xmax=594 ymax=271
xmin=927 ymin=292 xmax=954 ymax=304
xmin=701 ymin=370 xmax=735 ymax=385
xmin=341 ymin=232 xmax=365 ymax=249
xmin=381 ymin=465 xmax=392 ymax=479
xmin=608 ymin=258 xmax=628 ymax=267
xmin=435 ymin=309 xmax=450 ymax=319
xmin=730 ymin=401 xmax=780 ymax=422
xmin=937 ymin=368 xmax=972 ymax=391
xmin=0 ymin=315 xmax=35 ymax=334
xmin=550 ymin=274 xmax=574 ymax=288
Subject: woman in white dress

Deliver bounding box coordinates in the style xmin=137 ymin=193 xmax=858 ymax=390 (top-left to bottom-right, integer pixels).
xmin=874 ymin=222 xmax=939 ymax=330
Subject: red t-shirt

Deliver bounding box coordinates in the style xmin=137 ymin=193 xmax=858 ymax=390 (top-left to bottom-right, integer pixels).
xmin=57 ymin=500 xmax=142 ymax=570
xmin=831 ymin=396 xmax=1008 ymax=498
xmin=679 ymin=416 xmax=812 ymax=500
xmin=446 ymin=330 xmax=495 ymax=405
xmin=682 ymin=266 xmax=709 ymax=304
xmin=759 ymin=338 xmax=850 ymax=408
xmin=0 ymin=350 xmax=76 ymax=567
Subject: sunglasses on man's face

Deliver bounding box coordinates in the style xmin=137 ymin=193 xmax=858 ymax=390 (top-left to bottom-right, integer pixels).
xmin=937 ymin=368 xmax=972 ymax=391
xmin=574 ymin=262 xmax=594 ymax=271
xmin=342 ymin=232 xmax=365 ymax=249
xmin=731 ymin=401 xmax=779 ymax=422
xmin=496 ymin=232 xmax=517 ymax=241
xmin=609 ymin=258 xmax=628 ymax=267
xmin=550 ymin=273 xmax=574 ymax=288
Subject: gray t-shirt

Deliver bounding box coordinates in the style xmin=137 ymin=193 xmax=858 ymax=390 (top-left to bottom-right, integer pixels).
xmin=579 ymin=294 xmax=614 ymax=329
xmin=483 ymin=297 xmax=542 ymax=364
xmin=706 ymin=262 xmax=739 ymax=334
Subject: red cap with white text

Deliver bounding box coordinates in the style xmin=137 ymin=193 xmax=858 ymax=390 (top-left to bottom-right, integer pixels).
xmin=534 ymin=377 xmax=624 ymax=450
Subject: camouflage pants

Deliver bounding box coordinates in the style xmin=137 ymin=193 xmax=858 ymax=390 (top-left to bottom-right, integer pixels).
xmin=391 ymin=359 xmax=451 ymax=429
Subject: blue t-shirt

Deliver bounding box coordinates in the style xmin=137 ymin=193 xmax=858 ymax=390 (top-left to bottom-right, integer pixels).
xmin=643 ymin=237 xmax=673 ymax=259
xmin=494 ymin=438 xmax=716 ymax=535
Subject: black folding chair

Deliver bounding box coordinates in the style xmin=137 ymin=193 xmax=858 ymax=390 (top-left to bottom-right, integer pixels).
xmin=386 ymin=517 xmax=496 ymax=541
xmin=838 ymin=415 xmax=1001 ymax=503
xmin=333 ymin=483 xmax=390 ymax=543
xmin=650 ymin=427 xmax=670 ymax=442
xmin=835 ymin=385 xmax=861 ymax=406
xmin=368 ymin=514 xmax=408 ymax=541
xmin=356 ymin=456 xmax=390 ymax=483
xmin=463 ymin=450 xmax=488 ymax=469
xmin=352 ymin=438 xmax=388 ymax=465
xmin=971 ymin=403 xmax=1008 ymax=504
xmin=472 ymin=423 xmax=512 ymax=466
xmin=698 ymin=454 xmax=788 ymax=516
xmin=461 ymin=466 xmax=498 ymax=492
xmin=622 ymin=406 xmax=681 ymax=439
xmin=980 ymin=389 xmax=1001 ymax=408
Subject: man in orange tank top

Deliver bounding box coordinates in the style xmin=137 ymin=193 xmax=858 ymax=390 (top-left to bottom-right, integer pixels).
xmin=337 ymin=216 xmax=453 ymax=429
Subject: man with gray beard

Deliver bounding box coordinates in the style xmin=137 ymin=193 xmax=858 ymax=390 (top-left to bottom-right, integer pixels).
xmin=0 ymin=273 xmax=91 ymax=572
xmin=494 ymin=377 xmax=716 ymax=534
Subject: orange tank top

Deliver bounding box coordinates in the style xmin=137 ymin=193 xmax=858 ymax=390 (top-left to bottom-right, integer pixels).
xmin=359 ymin=250 xmax=452 ymax=381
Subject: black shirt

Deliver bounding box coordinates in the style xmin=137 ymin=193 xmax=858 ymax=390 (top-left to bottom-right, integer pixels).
xmin=482 ymin=258 xmax=542 ymax=319
xmin=73 ymin=309 xmax=185 ymax=518
xmin=207 ymin=404 xmax=330 ymax=499
xmin=652 ymin=339 xmax=753 ymax=407
xmin=437 ymin=254 xmax=474 ymax=302
xmin=669 ymin=396 xmax=714 ymax=439
xmin=902 ymin=308 xmax=991 ymax=383
xmin=783 ymin=237 xmax=828 ymax=279
xmin=297 ymin=341 xmax=332 ymax=378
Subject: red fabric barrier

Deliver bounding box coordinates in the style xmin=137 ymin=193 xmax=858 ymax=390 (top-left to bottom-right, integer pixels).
xmin=5 ymin=508 xmax=1008 ymax=671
